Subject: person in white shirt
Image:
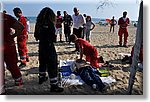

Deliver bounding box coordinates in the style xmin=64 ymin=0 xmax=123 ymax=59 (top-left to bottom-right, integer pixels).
xmin=72 ymin=7 xmax=85 ymax=51
xmin=25 ymin=17 xmax=30 ymax=33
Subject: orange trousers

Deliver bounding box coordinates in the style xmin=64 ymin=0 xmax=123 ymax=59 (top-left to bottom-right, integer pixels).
xmin=17 ymin=35 xmax=28 ymax=64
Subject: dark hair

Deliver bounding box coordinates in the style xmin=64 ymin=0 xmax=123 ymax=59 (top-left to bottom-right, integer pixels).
xmin=3 ymin=10 xmax=7 ymax=13
xmin=36 ymin=7 xmax=56 ymax=25
xmin=83 ymin=14 xmax=86 ymax=17
xmin=63 ymin=11 xmax=67 ymax=14
xmin=13 ymin=7 xmax=22 ymax=13
xmin=57 ymin=11 xmax=61 ymax=16
xmin=69 ymin=34 xmax=77 ymax=42
xmin=73 ymin=7 xmax=79 ymax=12
xmin=86 ymin=16 xmax=91 ymax=22
xmin=123 ymin=11 xmax=127 ymax=15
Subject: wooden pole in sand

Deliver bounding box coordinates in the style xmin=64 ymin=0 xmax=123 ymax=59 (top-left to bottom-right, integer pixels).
xmin=128 ymin=1 xmax=143 ymax=95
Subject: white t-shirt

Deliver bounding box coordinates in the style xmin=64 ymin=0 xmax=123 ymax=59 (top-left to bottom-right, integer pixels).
xmin=72 ymin=14 xmax=85 ymax=29
xmin=26 ymin=21 xmax=30 ymax=32
xmin=123 ymin=17 xmax=127 ymax=22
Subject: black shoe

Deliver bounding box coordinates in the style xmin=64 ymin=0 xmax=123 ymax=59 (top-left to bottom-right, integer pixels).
xmin=19 ymin=63 xmax=26 ymax=69
xmin=39 ymin=75 xmax=48 ymax=84
xmin=26 ymin=57 xmax=29 ymax=62
xmin=99 ymin=56 xmax=104 ymax=63
xmin=119 ymin=44 xmax=122 ymax=47
xmin=121 ymin=55 xmax=129 ymax=62
xmin=60 ymin=40 xmax=63 ymax=43
xmin=123 ymin=44 xmax=128 ymax=47
xmin=99 ymin=83 xmax=110 ymax=92
xmin=50 ymin=84 xmax=64 ymax=92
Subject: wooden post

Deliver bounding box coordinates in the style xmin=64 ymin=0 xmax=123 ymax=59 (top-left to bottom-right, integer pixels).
xmin=128 ymin=1 xmax=143 ymax=94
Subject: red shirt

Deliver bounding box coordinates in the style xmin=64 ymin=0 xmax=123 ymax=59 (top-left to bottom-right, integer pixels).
xmin=3 ymin=13 xmax=17 ymax=44
xmin=18 ymin=16 xmax=27 ymax=35
xmin=76 ymin=38 xmax=96 ymax=56
xmin=118 ymin=17 xmax=130 ymax=28
xmin=56 ymin=16 xmax=63 ymax=28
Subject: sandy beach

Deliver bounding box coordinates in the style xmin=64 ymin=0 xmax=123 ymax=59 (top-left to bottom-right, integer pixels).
xmin=4 ymin=23 xmax=143 ymax=95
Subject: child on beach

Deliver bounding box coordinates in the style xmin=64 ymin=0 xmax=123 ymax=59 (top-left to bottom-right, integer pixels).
xmin=71 ymin=59 xmax=106 ymax=91
xmin=34 ymin=7 xmax=64 ymax=92
xmin=84 ymin=16 xmax=95 ymax=42
xmin=69 ymin=34 xmax=104 ymax=68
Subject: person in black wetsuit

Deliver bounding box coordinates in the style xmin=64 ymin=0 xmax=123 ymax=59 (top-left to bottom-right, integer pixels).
xmin=34 ymin=7 xmax=63 ymax=92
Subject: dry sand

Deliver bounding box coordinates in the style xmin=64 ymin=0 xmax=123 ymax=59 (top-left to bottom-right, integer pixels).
xmin=5 ymin=23 xmax=143 ymax=95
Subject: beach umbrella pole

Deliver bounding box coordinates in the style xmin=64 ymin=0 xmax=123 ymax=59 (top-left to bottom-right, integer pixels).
xmin=128 ymin=1 xmax=143 ymax=94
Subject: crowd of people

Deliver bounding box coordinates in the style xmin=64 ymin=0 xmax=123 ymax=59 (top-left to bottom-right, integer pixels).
xmin=1 ymin=6 xmax=143 ymax=94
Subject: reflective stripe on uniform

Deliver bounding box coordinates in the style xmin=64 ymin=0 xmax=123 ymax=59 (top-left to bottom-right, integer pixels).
xmin=50 ymin=77 xmax=58 ymax=85
xmin=50 ymin=81 xmax=58 ymax=85
xmin=20 ymin=56 xmax=26 ymax=60
xmin=50 ymin=77 xmax=58 ymax=81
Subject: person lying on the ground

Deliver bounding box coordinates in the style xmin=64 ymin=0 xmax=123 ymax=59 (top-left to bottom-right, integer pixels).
xmin=71 ymin=59 xmax=106 ymax=91
xmin=69 ymin=34 xmax=104 ymax=68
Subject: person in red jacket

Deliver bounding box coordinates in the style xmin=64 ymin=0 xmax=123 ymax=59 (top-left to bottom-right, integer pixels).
xmin=118 ymin=11 xmax=130 ymax=47
xmin=55 ymin=11 xmax=63 ymax=42
xmin=69 ymin=34 xmax=104 ymax=68
xmin=13 ymin=7 xmax=29 ymax=68
xmin=2 ymin=13 xmax=24 ymax=86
